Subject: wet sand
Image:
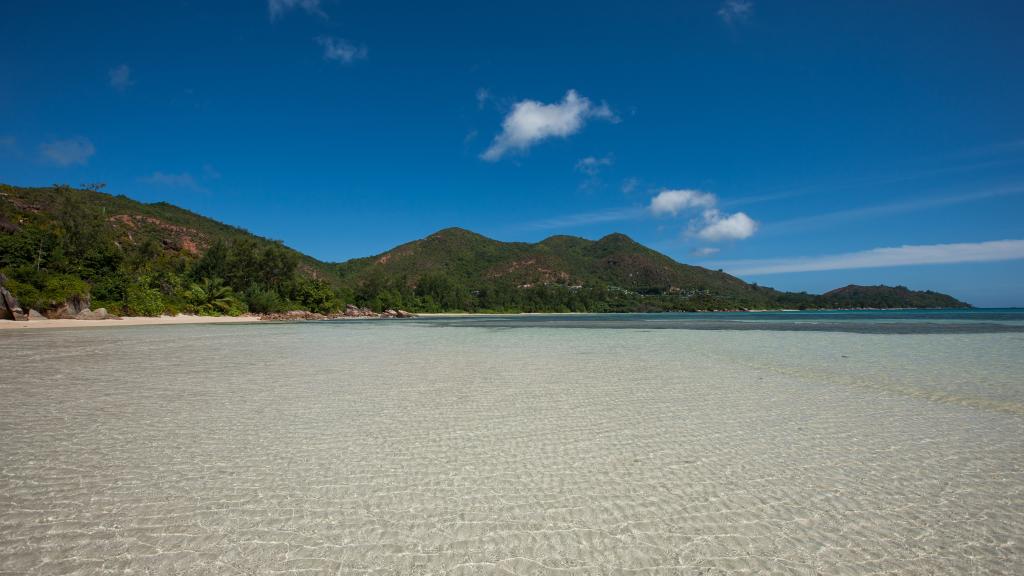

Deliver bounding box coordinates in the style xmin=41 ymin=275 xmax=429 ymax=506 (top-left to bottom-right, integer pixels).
xmin=1 ymin=322 xmax=1021 ymax=574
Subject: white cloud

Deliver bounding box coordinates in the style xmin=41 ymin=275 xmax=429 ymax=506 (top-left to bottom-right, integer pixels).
xmin=621 ymin=177 xmax=639 ymax=195
xmin=697 ymin=209 xmax=758 ymax=241
xmin=269 ymin=0 xmax=323 ymax=20
xmin=692 ymin=247 xmax=720 ymax=257
xmin=718 ymin=0 xmax=753 ymax=24
xmin=649 ymin=189 xmax=717 ymax=216
xmin=315 ymin=36 xmax=367 ymax=63
xmin=719 ymin=240 xmax=1024 ymax=275
xmin=40 ymin=137 xmax=95 ymax=166
xmin=649 ymin=189 xmax=758 ymax=242
xmin=141 ymin=171 xmax=204 ymax=192
xmin=481 ymin=90 xmax=617 ymax=161
xmin=517 ymin=188 xmax=761 ymax=236
xmin=575 ymin=155 xmax=613 ymax=176
xmin=109 ymin=64 xmax=133 ymax=91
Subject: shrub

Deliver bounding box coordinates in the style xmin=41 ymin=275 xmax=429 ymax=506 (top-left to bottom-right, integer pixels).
xmin=291 ymin=278 xmax=340 ymax=313
xmin=124 ymin=284 xmax=165 ymax=316
xmin=244 ymin=286 xmax=286 ymax=314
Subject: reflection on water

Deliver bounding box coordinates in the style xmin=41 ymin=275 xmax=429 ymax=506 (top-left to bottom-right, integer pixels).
xmin=1 ymin=321 xmax=1022 ymax=575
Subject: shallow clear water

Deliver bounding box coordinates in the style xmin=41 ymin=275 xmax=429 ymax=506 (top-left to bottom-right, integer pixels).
xmin=1 ymin=316 xmax=1023 ymax=575
xmin=405 ymin=308 xmax=1024 ymax=334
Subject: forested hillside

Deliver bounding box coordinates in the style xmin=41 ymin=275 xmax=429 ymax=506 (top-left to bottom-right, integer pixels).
xmin=0 ymin=184 xmax=347 ymax=316
xmin=0 ymin=184 xmax=970 ymax=316
xmin=336 ymin=227 xmax=783 ymax=312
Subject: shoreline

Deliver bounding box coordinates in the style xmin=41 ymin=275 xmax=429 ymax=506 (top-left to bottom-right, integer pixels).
xmin=0 ymin=314 xmax=261 ymax=330
xmin=1 ymin=307 xmax=987 ymax=331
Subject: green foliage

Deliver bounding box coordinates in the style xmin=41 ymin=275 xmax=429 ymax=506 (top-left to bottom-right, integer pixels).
xmin=335 ymin=229 xmax=970 ymax=312
xmin=1 ymin=266 xmax=90 ymax=311
xmin=184 ymin=278 xmax=246 ymax=316
xmin=812 ymin=285 xmax=969 ymax=309
xmin=0 ymin=184 xmax=970 ymax=316
xmin=0 ymin=184 xmax=349 ymax=316
xmin=290 ymin=277 xmax=341 ymax=314
xmin=124 ymin=282 xmax=166 ymax=317
xmin=244 ymin=285 xmax=287 ymax=314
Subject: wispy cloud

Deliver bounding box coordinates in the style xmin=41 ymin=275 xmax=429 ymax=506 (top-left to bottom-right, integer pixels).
xmin=765 ymin=185 xmax=1024 ymax=234
xmin=481 ymin=90 xmax=617 ymax=161
xmin=575 ymin=155 xmax=613 ymax=176
xmin=109 ymin=64 xmax=133 ymax=91
xmin=0 ymin=136 xmax=17 ymax=155
xmin=269 ymin=0 xmax=324 ymax=20
xmin=40 ymin=137 xmax=95 ymax=166
xmin=950 ymin=138 xmax=1024 ymax=160
xmin=202 ymin=164 xmax=221 ymax=180
xmin=691 ymin=247 xmax=720 ymax=257
xmin=315 ymin=36 xmax=367 ymax=63
xmin=523 ymin=206 xmax=647 ymax=230
xmin=718 ymin=239 xmax=1024 ymax=275
xmin=140 ymin=171 xmax=205 ymax=192
xmin=476 ymin=88 xmax=490 ymax=109
xmin=718 ymin=0 xmax=753 ymax=24
xmin=720 ymin=189 xmax=808 ymax=208
xmin=621 ymin=177 xmax=640 ymax=195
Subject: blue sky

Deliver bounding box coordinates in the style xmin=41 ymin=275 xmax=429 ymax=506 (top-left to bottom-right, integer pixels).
xmin=2 ymin=1 xmax=1023 ymax=306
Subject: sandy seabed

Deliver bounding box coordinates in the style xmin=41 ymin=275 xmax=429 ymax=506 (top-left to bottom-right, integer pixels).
xmin=0 ymin=322 xmax=1022 ymax=575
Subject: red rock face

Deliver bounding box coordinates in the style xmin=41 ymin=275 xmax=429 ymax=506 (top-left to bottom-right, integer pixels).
xmin=108 ymin=214 xmax=207 ymax=255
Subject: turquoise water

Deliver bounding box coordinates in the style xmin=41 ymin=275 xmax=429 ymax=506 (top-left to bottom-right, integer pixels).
xmin=1 ymin=317 xmax=1022 ymax=574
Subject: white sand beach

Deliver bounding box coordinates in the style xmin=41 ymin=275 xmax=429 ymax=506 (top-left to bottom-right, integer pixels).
xmin=0 ymin=314 xmax=260 ymax=330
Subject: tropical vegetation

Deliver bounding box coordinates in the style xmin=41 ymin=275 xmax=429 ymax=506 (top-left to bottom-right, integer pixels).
xmin=0 ymin=184 xmax=970 ymax=316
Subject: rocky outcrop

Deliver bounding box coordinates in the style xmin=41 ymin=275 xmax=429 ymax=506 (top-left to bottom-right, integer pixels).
xmin=0 ymin=214 xmax=19 ymax=234
xmin=261 ymin=305 xmax=415 ymax=321
xmin=0 ymin=274 xmax=27 ymax=321
xmin=344 ymin=304 xmax=377 ymax=317
xmin=28 ymin=309 xmax=46 ymax=320
xmin=260 ymin=310 xmax=328 ymax=321
xmin=75 ymin=308 xmax=118 ymax=320
xmin=47 ymin=295 xmax=92 ymax=319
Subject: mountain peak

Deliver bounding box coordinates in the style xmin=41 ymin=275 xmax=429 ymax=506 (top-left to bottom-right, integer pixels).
xmin=428 ymin=227 xmax=478 ymax=239
xmin=597 ymin=232 xmax=637 ymax=244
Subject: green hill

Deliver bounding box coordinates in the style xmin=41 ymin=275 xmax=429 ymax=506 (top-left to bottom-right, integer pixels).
xmin=815 ymin=284 xmax=970 ymax=309
xmin=0 ymin=183 xmax=345 ymax=316
xmin=0 ymin=184 xmax=970 ymax=316
xmin=334 ymin=227 xmax=970 ymax=312
xmin=335 ymin=227 xmax=782 ymax=311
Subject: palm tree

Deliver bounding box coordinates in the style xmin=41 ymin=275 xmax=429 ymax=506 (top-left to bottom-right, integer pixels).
xmin=190 ymin=277 xmax=243 ymax=315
